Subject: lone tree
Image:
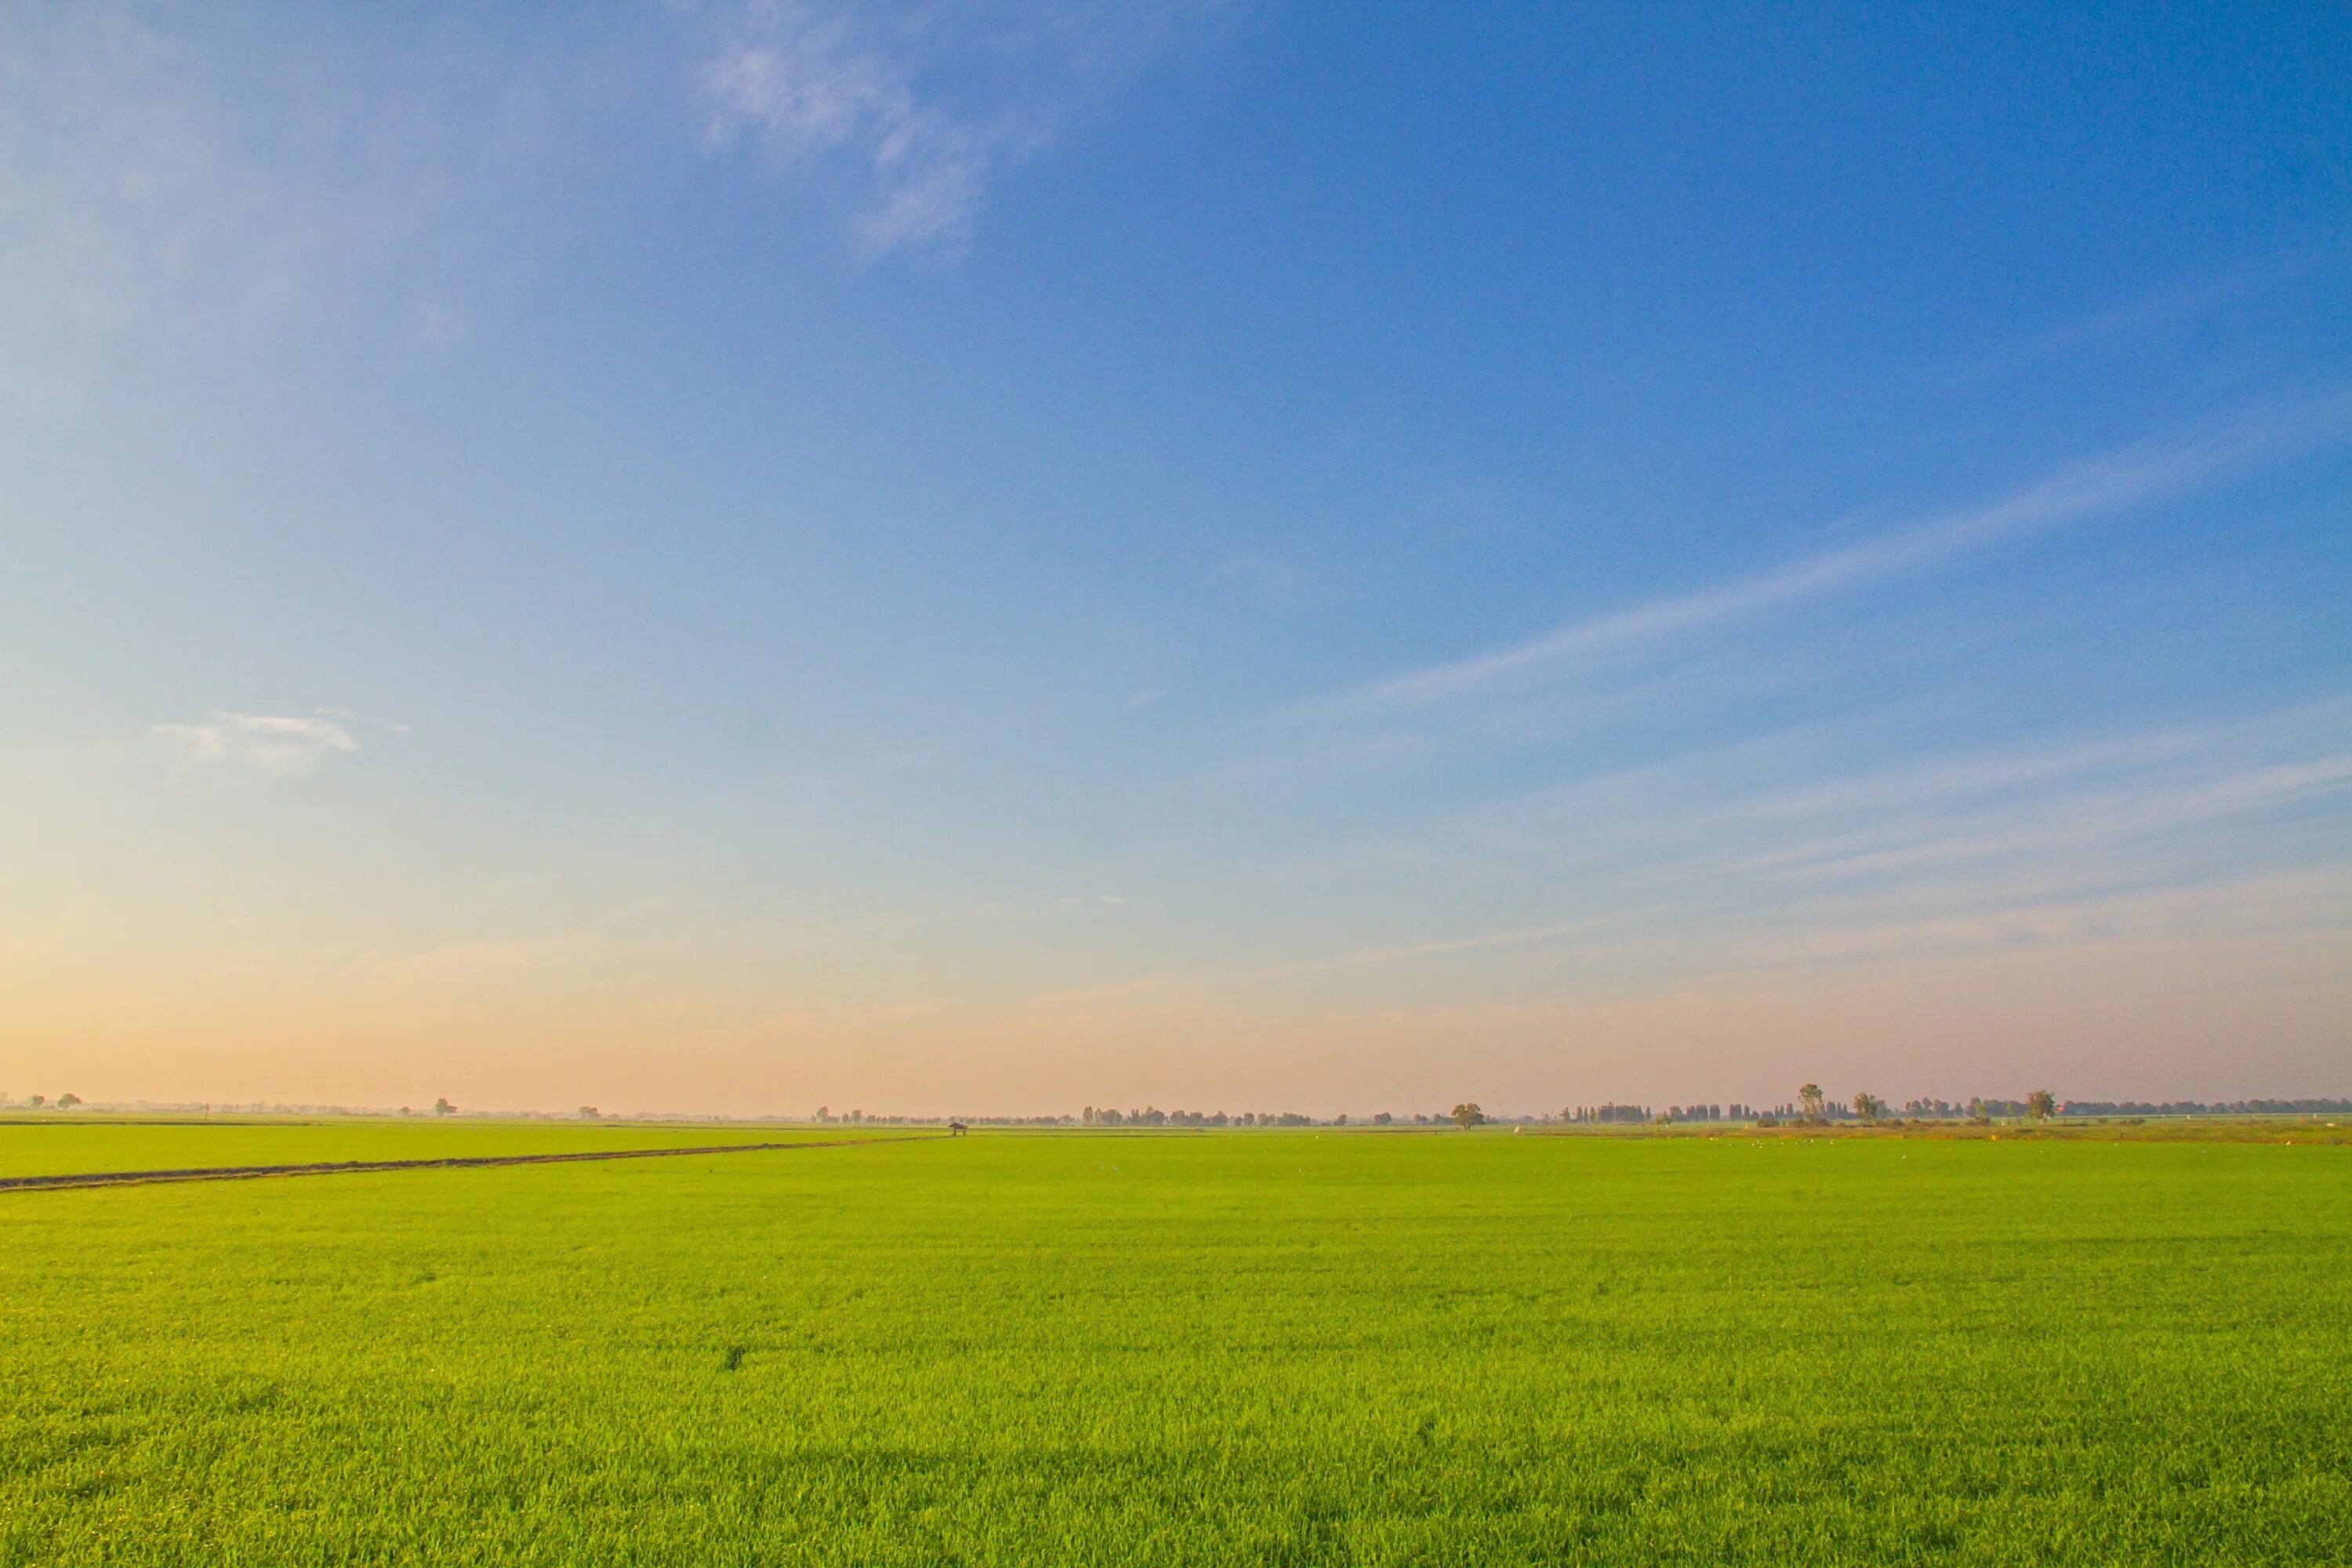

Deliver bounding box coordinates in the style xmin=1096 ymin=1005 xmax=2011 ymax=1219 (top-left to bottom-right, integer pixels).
xmin=1452 ymin=1103 xmax=1485 ymax=1129
xmin=1798 ymin=1083 xmax=1828 ymax=1123
xmin=433 ymin=1097 xmax=456 ymax=1117
xmin=56 ymin=1093 xmax=82 ymax=1110
xmin=2027 ymin=1088 xmax=2057 ymax=1121
xmin=1853 ymin=1092 xmax=1887 ymax=1123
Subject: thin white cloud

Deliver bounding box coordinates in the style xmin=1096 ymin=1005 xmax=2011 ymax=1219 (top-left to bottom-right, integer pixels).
xmin=698 ymin=0 xmax=1232 ymax=257
xmin=1715 ymin=866 xmax=2352 ymax=971
xmin=1403 ymin=700 xmax=2352 ymax=884
xmin=1164 ymin=697 xmax=2352 ymax=1002
xmin=153 ymin=710 xmax=360 ymax=777
xmin=1982 ymin=245 xmax=2336 ymax=376
xmin=1361 ymin=403 xmax=2347 ymax=709
xmin=1745 ymin=753 xmax=2352 ymax=884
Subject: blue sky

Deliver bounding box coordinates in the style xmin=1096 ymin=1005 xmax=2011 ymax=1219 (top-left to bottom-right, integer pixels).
xmin=3 ymin=0 xmax=2348 ymax=1115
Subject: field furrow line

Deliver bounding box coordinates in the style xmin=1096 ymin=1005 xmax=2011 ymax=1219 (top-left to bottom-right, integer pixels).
xmin=0 ymin=1134 xmax=942 ymax=1194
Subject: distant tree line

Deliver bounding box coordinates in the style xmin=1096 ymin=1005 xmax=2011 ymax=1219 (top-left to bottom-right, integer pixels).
xmin=1744 ymin=1088 xmax=2058 ymax=1127
xmin=2059 ymin=1098 xmax=2352 ymax=1117
xmin=13 ymin=1090 xmax=2343 ymax=1126
xmin=1078 ymin=1106 xmax=1516 ymax=1127
xmin=1560 ymin=1103 xmax=1757 ymax=1125
xmin=1083 ymin=1107 xmax=1326 ymax=1127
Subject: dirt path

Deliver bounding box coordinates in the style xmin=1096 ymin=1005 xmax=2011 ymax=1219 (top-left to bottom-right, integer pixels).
xmin=0 ymin=1134 xmax=942 ymax=1194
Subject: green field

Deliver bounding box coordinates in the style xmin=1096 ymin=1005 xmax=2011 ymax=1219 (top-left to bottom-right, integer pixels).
xmin=3 ymin=1126 xmax=2347 ymax=1564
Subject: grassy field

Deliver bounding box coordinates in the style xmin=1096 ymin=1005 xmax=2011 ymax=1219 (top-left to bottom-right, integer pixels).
xmin=3 ymin=1126 xmax=2347 ymax=1564
xmin=0 ymin=1117 xmax=887 ymax=1181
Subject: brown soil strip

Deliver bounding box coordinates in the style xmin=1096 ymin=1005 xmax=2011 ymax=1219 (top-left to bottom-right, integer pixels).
xmin=0 ymin=1134 xmax=940 ymax=1195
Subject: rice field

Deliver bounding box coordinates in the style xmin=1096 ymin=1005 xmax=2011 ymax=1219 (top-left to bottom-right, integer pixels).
xmin=3 ymin=1122 xmax=2347 ymax=1564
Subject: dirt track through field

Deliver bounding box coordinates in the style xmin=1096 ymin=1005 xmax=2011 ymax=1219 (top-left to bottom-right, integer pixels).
xmin=0 ymin=1134 xmax=942 ymax=1194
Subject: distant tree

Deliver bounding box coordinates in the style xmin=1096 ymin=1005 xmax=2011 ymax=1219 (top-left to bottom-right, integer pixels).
xmin=1853 ymin=1092 xmax=1887 ymax=1123
xmin=1373 ymin=1112 xmax=1393 ymax=1126
xmin=1333 ymin=1113 xmax=1348 ymax=1126
xmin=1798 ymin=1083 xmax=1827 ymax=1123
xmin=26 ymin=1094 xmax=45 ymax=1109
xmin=433 ymin=1097 xmax=455 ymax=1116
xmin=578 ymin=1105 xmax=600 ymax=1120
xmin=1967 ymin=1096 xmax=1991 ymax=1124
xmin=56 ymin=1093 xmax=82 ymax=1110
xmin=2027 ymin=1089 xmax=2056 ymax=1121
xmin=1452 ymin=1103 xmax=1484 ymax=1129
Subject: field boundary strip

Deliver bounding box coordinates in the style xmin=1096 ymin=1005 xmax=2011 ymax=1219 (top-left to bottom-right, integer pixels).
xmin=0 ymin=1134 xmax=942 ymax=1194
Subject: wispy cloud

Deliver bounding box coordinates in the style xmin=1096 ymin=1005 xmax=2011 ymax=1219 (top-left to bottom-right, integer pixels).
xmin=1156 ymin=698 xmax=2352 ymax=1004
xmin=1976 ymin=245 xmax=2342 ymax=378
xmin=1738 ymin=753 xmax=2352 ymax=885
xmin=698 ymin=0 xmax=1232 ymax=256
xmin=1713 ymin=866 xmax=2352 ymax=972
xmin=1389 ymin=698 xmax=2352 ymax=880
xmin=1 ymin=0 xmax=1232 ymax=380
xmin=152 ymin=710 xmax=360 ymax=777
xmin=1359 ymin=403 xmax=2346 ymax=709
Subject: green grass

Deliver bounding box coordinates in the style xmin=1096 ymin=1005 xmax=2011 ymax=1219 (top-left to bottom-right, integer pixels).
xmin=0 ymin=1117 xmax=890 ymax=1181
xmin=3 ymin=1127 xmax=2347 ymax=1564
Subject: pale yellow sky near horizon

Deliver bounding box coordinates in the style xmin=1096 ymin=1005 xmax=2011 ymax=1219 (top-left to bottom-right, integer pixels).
xmin=7 ymin=688 xmax=2349 ymax=1116
xmin=8 ymin=890 xmax=2345 ymax=1117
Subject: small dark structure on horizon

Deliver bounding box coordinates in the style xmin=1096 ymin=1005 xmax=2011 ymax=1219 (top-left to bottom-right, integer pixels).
xmin=949 ymin=1121 xmax=969 ymax=1136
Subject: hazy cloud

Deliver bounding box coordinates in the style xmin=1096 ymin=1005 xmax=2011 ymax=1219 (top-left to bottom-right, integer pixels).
xmin=153 ymin=711 xmax=360 ymax=776
xmin=698 ymin=0 xmax=1232 ymax=256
